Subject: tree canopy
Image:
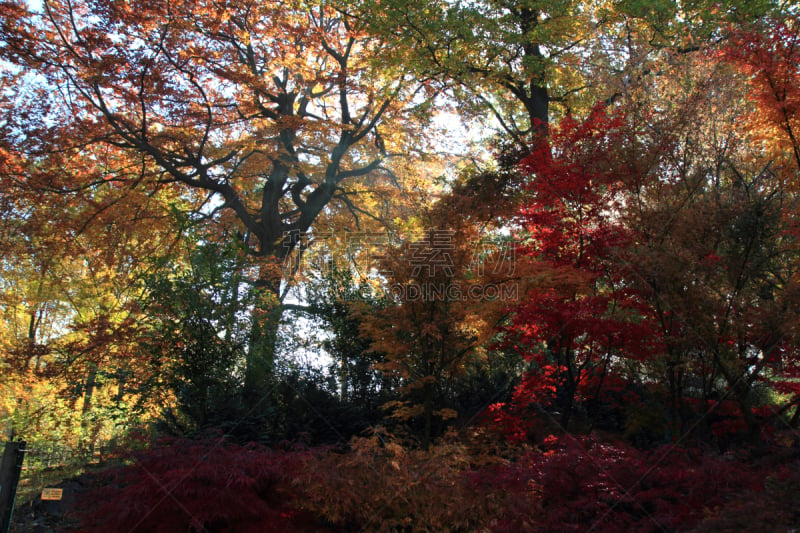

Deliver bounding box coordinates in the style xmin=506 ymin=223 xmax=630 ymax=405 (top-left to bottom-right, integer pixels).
xmin=4 ymin=1 xmax=800 ymax=531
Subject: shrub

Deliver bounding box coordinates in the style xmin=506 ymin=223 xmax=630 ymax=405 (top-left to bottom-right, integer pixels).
xmin=475 ymin=435 xmax=768 ymax=533
xmin=297 ymin=428 xmax=532 ymax=532
xmin=72 ymin=434 xmax=319 ymax=532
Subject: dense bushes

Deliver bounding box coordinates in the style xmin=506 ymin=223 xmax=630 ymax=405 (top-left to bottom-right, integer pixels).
xmin=72 ymin=435 xmax=316 ymax=532
xmin=72 ymin=430 xmax=796 ymax=532
xmin=492 ymin=435 xmax=767 ymax=533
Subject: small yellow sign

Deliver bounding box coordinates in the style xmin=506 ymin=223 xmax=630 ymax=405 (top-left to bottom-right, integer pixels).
xmin=41 ymin=488 xmax=63 ymax=501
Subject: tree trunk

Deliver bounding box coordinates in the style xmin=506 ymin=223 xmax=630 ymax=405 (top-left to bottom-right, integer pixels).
xmin=81 ymin=364 xmax=98 ymax=454
xmin=734 ymin=387 xmax=762 ymax=445
xmin=242 ymin=267 xmax=283 ymax=411
xmin=560 ymin=384 xmax=575 ymax=431
xmin=422 ymin=382 xmax=433 ymax=450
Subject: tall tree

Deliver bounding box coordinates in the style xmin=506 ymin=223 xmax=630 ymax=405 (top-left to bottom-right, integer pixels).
xmin=142 ymin=234 xmax=254 ymax=436
xmin=2 ymin=0 xmax=433 ymax=406
xmin=499 ymin=107 xmax=662 ymax=432
xmin=365 ymin=0 xmax=787 ymax=151
xmin=0 ymin=145 xmax=182 ymax=450
xmin=367 ymin=0 xmax=592 ymax=145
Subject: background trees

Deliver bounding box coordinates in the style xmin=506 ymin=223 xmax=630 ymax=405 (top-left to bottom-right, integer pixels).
xmin=489 ymin=13 xmax=800 ymax=446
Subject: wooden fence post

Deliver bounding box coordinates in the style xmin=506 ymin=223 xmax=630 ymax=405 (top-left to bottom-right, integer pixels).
xmin=0 ymin=441 xmax=26 ymax=533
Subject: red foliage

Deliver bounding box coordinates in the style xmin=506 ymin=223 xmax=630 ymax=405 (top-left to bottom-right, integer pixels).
xmin=695 ymin=456 xmax=800 ymax=531
xmin=500 ymin=107 xmax=662 ymax=431
xmin=516 ymin=106 xmax=631 ymax=267
xmin=68 ymin=432 xmax=787 ymax=533
xmin=470 ymin=435 xmax=768 ymax=533
xmin=71 ymin=435 xmax=321 ymax=533
xmin=500 ymin=89 xmax=800 ymax=442
xmin=482 ymin=401 xmax=535 ymax=443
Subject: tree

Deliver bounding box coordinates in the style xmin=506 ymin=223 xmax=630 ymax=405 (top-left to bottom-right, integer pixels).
xmin=497 ymin=107 xmax=662 ymax=433
xmin=726 ymin=16 xmax=800 ymax=172
xmin=0 ymin=174 xmax=178 ymax=452
xmin=495 ymin=17 xmax=800 ymax=443
xmin=2 ymin=0 xmax=434 ymax=407
xmin=305 ymin=263 xmax=394 ymax=410
xmin=0 ymin=35 xmax=203 ymax=447
xmin=365 ymin=0 xmax=597 ymax=149
xmin=143 ymin=235 xmax=255 ymax=437
xmin=0 ymin=76 xmax=186 ymax=448
xmin=359 ymin=174 xmax=519 ymax=447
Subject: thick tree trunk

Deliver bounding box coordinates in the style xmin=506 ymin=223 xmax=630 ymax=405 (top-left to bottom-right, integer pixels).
xmin=81 ymin=364 xmax=98 ymax=454
xmin=242 ymin=266 xmax=283 ymax=411
xmin=243 ymin=303 xmax=282 ymax=409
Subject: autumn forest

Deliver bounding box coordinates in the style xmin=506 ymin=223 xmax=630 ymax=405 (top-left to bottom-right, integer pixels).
xmin=2 ymin=0 xmax=800 ymax=531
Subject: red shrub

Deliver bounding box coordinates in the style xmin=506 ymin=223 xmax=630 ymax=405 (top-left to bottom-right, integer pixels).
xmin=471 ymin=435 xmax=768 ymax=533
xmin=71 ymin=435 xmax=320 ymax=532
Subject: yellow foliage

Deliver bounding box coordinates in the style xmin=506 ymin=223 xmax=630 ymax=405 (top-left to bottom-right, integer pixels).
xmin=297 ymin=428 xmax=532 ymax=532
